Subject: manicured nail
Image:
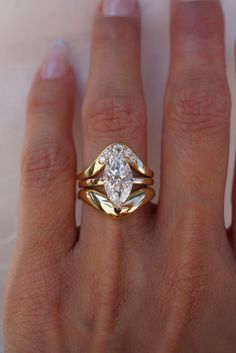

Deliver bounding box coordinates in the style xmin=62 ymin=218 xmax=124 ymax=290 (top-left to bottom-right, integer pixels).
xmin=40 ymin=39 xmax=70 ymax=80
xmin=177 ymin=0 xmax=219 ymax=2
xmin=103 ymin=0 xmax=137 ymax=17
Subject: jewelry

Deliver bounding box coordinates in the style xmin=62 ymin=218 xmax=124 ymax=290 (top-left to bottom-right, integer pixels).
xmin=77 ymin=143 xmax=155 ymax=218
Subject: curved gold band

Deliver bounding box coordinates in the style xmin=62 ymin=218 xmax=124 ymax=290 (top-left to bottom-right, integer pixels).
xmin=79 ymin=188 xmax=155 ymax=218
xmin=79 ymin=177 xmax=154 ymax=188
xmin=77 ymin=144 xmax=155 ymax=218
xmin=77 ymin=144 xmax=153 ymax=180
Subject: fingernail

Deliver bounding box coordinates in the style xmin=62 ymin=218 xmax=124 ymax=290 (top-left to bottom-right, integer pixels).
xmin=103 ymin=0 xmax=137 ymax=17
xmin=40 ymin=39 xmax=70 ymax=80
xmin=177 ymin=0 xmax=219 ymax=2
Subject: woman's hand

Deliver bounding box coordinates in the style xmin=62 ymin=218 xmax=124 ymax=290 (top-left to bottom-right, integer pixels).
xmin=4 ymin=0 xmax=236 ymax=352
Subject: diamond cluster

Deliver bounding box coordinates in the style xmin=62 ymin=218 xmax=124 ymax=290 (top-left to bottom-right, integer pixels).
xmin=100 ymin=144 xmax=137 ymax=210
xmin=98 ymin=144 xmax=137 ymax=165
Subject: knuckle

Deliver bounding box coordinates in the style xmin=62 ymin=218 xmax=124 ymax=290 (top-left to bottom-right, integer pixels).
xmin=5 ymin=257 xmax=67 ymax=315
xmin=175 ymin=246 xmax=210 ymax=304
xmin=84 ymin=97 xmax=146 ymax=142
xmin=170 ymin=263 xmax=210 ymax=337
xmin=166 ymin=76 xmax=231 ymax=140
xmin=165 ymin=221 xmax=212 ymax=332
xmin=22 ymin=139 xmax=75 ymax=187
xmin=4 ymin=266 xmax=64 ymax=351
xmin=174 ymin=1 xmax=223 ymax=40
xmin=91 ymin=265 xmax=126 ymax=332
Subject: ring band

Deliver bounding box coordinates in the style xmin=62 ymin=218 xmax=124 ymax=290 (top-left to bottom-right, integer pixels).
xmin=77 ymin=143 xmax=155 ymax=218
xmin=79 ymin=177 xmax=154 ymax=188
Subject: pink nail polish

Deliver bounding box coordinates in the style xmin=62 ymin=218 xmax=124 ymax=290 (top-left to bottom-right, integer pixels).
xmin=103 ymin=0 xmax=137 ymax=17
xmin=40 ymin=39 xmax=70 ymax=80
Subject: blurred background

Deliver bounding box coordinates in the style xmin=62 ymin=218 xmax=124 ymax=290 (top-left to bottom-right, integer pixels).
xmin=0 ymin=0 xmax=236 ymax=351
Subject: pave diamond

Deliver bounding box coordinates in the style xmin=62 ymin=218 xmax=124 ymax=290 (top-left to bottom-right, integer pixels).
xmin=103 ymin=147 xmax=133 ymax=210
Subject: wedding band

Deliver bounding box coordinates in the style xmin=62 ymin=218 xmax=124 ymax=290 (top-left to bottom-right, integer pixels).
xmin=79 ymin=177 xmax=154 ymax=188
xmin=77 ymin=143 xmax=155 ymax=218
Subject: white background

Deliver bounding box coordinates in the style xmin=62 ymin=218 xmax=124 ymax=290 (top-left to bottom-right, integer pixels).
xmin=0 ymin=0 xmax=236 ymax=350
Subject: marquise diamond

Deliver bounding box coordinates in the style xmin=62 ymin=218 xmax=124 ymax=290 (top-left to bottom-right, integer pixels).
xmin=103 ymin=146 xmax=133 ymax=210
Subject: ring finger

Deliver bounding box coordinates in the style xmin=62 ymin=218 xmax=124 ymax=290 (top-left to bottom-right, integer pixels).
xmin=78 ymin=0 xmax=153 ymax=246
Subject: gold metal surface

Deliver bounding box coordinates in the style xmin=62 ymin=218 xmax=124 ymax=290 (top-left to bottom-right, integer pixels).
xmin=79 ymin=177 xmax=154 ymax=188
xmin=78 ymin=188 xmax=155 ymax=218
xmin=77 ymin=143 xmax=155 ymax=218
xmin=77 ymin=159 xmax=103 ymax=180
xmin=77 ymin=144 xmax=153 ymax=180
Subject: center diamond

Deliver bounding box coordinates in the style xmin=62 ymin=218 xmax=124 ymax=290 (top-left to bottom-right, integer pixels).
xmin=103 ymin=149 xmax=133 ymax=210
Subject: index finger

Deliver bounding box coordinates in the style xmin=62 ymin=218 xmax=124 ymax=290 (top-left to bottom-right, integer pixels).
xmin=19 ymin=41 xmax=77 ymax=259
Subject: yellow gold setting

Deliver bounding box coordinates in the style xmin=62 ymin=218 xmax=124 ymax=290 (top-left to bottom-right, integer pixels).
xmin=77 ymin=144 xmax=155 ymax=218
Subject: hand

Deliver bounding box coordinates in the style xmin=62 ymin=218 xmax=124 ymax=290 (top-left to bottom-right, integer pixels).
xmin=3 ymin=0 xmax=236 ymax=352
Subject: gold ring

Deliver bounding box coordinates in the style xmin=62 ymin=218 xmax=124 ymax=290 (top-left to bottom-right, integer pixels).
xmin=77 ymin=143 xmax=155 ymax=218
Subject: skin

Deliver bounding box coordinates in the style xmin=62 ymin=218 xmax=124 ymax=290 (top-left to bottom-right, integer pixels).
xmin=3 ymin=0 xmax=236 ymax=352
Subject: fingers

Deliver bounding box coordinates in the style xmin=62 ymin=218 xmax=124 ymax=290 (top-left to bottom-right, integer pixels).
xmin=79 ymin=0 xmax=151 ymax=241
xmin=82 ymin=1 xmax=146 ymax=161
xmin=159 ymin=0 xmax=231 ymax=224
xmin=230 ymin=163 xmax=236 ymax=247
xmin=19 ymin=41 xmax=77 ymax=259
xmin=230 ymin=45 xmax=236 ymax=247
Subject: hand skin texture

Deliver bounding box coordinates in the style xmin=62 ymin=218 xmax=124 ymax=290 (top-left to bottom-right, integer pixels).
xmin=3 ymin=0 xmax=236 ymax=352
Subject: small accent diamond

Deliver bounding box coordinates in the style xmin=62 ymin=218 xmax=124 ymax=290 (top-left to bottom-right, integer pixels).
xmin=98 ymin=155 xmax=106 ymax=165
xmin=123 ymin=147 xmax=136 ymax=164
